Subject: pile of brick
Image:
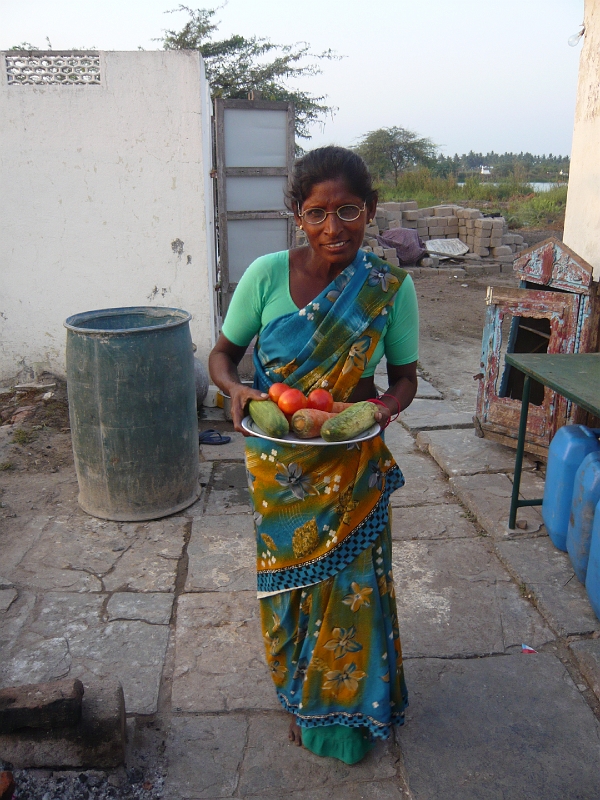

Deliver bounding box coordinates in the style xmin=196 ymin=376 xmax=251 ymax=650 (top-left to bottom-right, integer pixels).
xmin=377 ymin=202 xmax=527 ymax=258
xmin=456 ymin=209 xmax=526 ymax=258
xmin=362 ymin=241 xmax=401 ymax=267
xmin=386 ymin=203 xmax=460 ymax=241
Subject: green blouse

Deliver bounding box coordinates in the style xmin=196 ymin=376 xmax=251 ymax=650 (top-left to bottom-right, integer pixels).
xmin=221 ymin=250 xmax=419 ymax=378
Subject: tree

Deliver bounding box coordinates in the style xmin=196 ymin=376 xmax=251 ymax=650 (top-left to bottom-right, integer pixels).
xmin=354 ymin=127 xmax=437 ymax=185
xmin=158 ymin=5 xmax=337 ymax=140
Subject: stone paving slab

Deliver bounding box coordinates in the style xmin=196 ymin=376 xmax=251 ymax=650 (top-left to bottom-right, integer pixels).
xmin=248 ymin=782 xmax=404 ymax=800
xmin=416 ymin=428 xmax=537 ymax=477
xmin=8 ymin=515 xmax=186 ymax=594
xmin=204 ymin=462 xmax=252 ymax=515
xmin=65 ymin=620 xmax=170 ymax=715
xmin=569 ymin=639 xmax=600 ymax=701
xmin=381 ymin=422 xmax=419 ymax=458
xmin=166 ymin=712 xmax=405 ymax=800
xmin=166 ymin=713 xmax=248 ymax=799
xmin=399 ymin=399 xmax=473 ymax=433
xmin=238 ymin=713 xmax=403 ymax=798
xmin=399 ymin=654 xmax=600 ymax=800
xmin=200 ymin=432 xmax=246 ymax=462
xmin=0 ymin=589 xmax=36 ymax=654
xmin=450 ymin=473 xmax=544 ymax=538
xmin=415 ymin=377 xmax=443 ymax=400
xmin=516 ymin=469 xmax=547 ymax=498
xmin=389 ymin=454 xmax=454 ymax=508
xmin=182 ymin=463 xmax=214 ymax=517
xmin=185 ymin=514 xmax=255 ymax=592
xmin=392 ymin=538 xmax=554 ymax=658
xmin=0 ymin=592 xmax=170 ymax=714
xmin=0 ymin=633 xmax=71 ymax=687
xmin=172 ymin=592 xmax=278 ymax=713
xmin=375 ymin=376 xmax=442 ymax=401
xmin=0 ymin=588 xmax=17 ymax=612
xmin=103 ymin=517 xmax=187 ymax=593
xmin=391 ymin=504 xmax=477 ymax=541
xmin=1 ymin=515 xmax=60 ymax=577
xmin=107 ymin=592 xmax=174 ymax=624
xmin=495 ymin=537 xmax=600 ymax=637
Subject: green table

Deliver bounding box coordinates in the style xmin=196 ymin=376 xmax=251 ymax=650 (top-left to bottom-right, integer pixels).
xmin=505 ymin=353 xmax=600 ymax=529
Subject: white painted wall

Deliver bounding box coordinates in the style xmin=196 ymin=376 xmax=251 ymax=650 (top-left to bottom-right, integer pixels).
xmin=0 ymin=50 xmax=216 ymax=383
xmin=563 ymin=0 xmax=600 ymax=280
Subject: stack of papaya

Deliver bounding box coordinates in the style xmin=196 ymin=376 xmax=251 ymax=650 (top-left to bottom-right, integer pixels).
xmin=248 ymin=383 xmax=378 ymax=443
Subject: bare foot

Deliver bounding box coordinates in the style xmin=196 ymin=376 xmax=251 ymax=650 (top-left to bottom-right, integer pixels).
xmin=288 ymin=716 xmax=303 ymax=746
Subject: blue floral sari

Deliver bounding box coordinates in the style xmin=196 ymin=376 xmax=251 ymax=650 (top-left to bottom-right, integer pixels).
xmin=245 ymin=250 xmax=409 ymax=755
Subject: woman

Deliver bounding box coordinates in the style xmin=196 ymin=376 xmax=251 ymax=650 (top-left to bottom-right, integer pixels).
xmin=209 ymin=146 xmax=418 ymax=764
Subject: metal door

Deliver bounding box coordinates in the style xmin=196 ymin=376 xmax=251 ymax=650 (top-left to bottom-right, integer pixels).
xmin=214 ymin=98 xmax=295 ymax=319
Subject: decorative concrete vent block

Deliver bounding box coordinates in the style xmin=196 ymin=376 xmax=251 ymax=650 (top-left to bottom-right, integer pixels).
xmin=5 ymin=52 xmax=101 ymax=86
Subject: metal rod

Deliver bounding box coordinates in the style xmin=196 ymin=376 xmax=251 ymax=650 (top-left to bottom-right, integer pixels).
xmin=509 ymin=375 xmax=531 ymax=529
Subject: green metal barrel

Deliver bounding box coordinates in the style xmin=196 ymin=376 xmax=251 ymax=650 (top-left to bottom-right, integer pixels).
xmin=65 ymin=306 xmax=199 ymax=521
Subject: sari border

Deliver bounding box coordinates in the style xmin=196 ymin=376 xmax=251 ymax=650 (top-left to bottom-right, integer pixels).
xmin=276 ymin=691 xmax=407 ymax=740
xmin=256 ymin=465 xmax=404 ymax=594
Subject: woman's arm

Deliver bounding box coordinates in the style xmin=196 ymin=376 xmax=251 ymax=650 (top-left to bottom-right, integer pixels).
xmin=376 ymin=360 xmax=418 ymax=427
xmin=208 ymin=334 xmax=268 ymax=434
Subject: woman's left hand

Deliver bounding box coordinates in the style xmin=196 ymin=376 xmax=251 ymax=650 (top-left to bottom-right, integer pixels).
xmin=371 ymin=403 xmax=392 ymax=429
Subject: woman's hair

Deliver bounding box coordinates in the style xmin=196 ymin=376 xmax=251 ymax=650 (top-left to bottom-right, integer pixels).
xmin=287 ymin=145 xmax=375 ymax=212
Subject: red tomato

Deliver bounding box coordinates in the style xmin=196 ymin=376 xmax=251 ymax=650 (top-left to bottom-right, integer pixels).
xmin=278 ymin=388 xmax=308 ymax=416
xmin=268 ymin=382 xmax=289 ymax=403
xmin=307 ymin=388 xmax=334 ymax=412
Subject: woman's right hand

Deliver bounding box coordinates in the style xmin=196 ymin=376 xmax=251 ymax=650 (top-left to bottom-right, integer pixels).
xmin=228 ymin=383 xmax=269 ymax=434
xmin=208 ymin=334 xmax=269 ymax=435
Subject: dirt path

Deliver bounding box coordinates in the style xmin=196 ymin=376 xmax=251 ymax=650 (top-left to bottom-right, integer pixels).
xmin=414 ymin=228 xmax=561 ymax=411
xmin=414 ymin=270 xmax=519 ymax=411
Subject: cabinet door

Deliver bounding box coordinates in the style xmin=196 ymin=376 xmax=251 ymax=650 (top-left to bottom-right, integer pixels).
xmin=214 ymin=98 xmax=295 ymax=320
xmin=476 ymin=287 xmax=580 ymax=448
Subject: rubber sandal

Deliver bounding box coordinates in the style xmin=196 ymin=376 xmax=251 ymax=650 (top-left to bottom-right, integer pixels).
xmin=199 ymin=429 xmax=231 ymax=445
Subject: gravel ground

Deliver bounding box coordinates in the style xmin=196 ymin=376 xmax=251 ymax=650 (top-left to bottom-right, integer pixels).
xmin=1 ymin=763 xmax=165 ymax=800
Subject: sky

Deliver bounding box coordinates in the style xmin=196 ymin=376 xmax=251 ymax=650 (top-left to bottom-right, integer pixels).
xmin=1 ymin=0 xmax=585 ymax=157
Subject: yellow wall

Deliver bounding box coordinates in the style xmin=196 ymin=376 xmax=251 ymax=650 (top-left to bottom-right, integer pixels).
xmin=564 ymin=0 xmax=600 ymax=279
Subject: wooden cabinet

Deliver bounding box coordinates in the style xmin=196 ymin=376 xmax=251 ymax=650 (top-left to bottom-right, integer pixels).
xmin=475 ymin=238 xmax=599 ymax=457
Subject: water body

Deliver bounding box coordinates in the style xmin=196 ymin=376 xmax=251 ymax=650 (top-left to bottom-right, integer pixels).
xmin=530 ymin=182 xmax=567 ymax=192
xmin=457 ymin=182 xmax=567 ymax=193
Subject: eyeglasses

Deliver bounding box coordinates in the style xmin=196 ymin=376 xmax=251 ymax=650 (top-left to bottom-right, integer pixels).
xmin=298 ymin=203 xmax=366 ymax=225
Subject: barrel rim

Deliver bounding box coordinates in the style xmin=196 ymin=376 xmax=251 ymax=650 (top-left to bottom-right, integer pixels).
xmin=64 ymin=306 xmax=192 ymax=334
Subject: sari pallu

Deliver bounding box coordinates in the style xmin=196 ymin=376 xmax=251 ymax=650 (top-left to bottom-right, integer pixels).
xmin=245 ymin=250 xmax=409 ymax=742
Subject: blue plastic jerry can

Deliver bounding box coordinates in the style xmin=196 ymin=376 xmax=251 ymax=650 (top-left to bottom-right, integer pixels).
xmin=542 ymin=426 xmax=600 ymax=551
xmin=567 ymin=452 xmax=600 ymax=583
xmin=585 ymin=498 xmax=600 ymax=621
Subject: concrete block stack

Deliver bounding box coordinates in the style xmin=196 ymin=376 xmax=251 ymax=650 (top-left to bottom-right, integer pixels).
xmin=456 ymin=209 xmax=526 ymax=257
xmin=376 ymin=201 xmax=418 ymax=232
xmin=379 ymin=200 xmax=417 ymax=215
xmin=398 ymin=205 xmax=462 ymax=242
xmin=471 ymin=217 xmax=497 ymax=257
xmin=362 ymin=236 xmax=401 ymax=266
xmin=500 ymin=232 xmax=526 ymax=254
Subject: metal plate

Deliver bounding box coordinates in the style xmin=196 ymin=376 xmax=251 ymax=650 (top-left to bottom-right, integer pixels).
xmin=241 ymin=417 xmax=381 ymax=446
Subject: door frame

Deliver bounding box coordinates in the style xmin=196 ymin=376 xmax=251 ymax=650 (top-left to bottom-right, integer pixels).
xmin=214 ymin=98 xmax=295 ymax=319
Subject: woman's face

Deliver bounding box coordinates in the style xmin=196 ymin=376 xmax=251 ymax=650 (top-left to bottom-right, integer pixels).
xmin=294 ymin=177 xmax=377 ymax=271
